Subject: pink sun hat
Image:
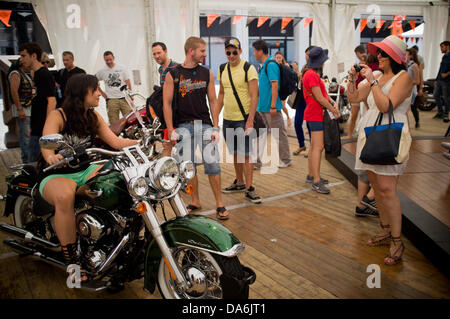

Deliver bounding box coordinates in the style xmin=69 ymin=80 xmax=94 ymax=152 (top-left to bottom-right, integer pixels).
xmin=366 ymin=35 xmax=407 ymax=66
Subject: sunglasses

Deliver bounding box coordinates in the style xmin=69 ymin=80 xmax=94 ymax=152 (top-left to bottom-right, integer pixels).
xmin=226 ymin=50 xmax=239 ymax=56
xmin=377 ymin=49 xmax=389 ymax=58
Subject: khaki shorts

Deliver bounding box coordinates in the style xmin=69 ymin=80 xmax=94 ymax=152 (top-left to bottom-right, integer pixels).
xmin=106 ymin=98 xmax=131 ymax=124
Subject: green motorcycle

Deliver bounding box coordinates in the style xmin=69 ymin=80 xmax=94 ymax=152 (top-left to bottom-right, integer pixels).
xmin=0 ymin=118 xmax=255 ymax=298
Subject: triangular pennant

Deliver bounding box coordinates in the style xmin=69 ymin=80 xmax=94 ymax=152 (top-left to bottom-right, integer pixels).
xmin=360 ymin=19 xmax=368 ymax=33
xmin=354 ymin=19 xmax=360 ymax=30
xmin=206 ymin=14 xmax=219 ymax=28
xmin=304 ymin=17 xmax=313 ymax=29
xmin=219 ymin=16 xmax=231 ymax=25
xmin=410 ymin=37 xmax=415 ymax=44
xmin=376 ymin=20 xmax=385 ymax=33
xmin=293 ymin=18 xmax=302 ymax=28
xmin=257 ymin=16 xmax=270 ymax=28
xmin=269 ymin=18 xmax=279 ymax=28
xmin=232 ymin=15 xmax=243 ymax=25
xmin=281 ymin=17 xmax=293 ymax=30
xmin=409 ymin=20 xmax=416 ymax=31
xmin=246 ymin=17 xmax=255 ymax=26
xmin=0 ymin=10 xmax=12 ymax=27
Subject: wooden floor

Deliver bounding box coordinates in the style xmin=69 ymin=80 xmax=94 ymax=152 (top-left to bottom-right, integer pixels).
xmin=0 ymin=109 xmax=449 ymax=299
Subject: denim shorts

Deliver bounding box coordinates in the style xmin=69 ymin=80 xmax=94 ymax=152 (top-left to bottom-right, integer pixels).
xmin=223 ymin=119 xmax=254 ymax=156
xmin=306 ymin=121 xmax=324 ymax=132
xmin=173 ymin=121 xmax=221 ymax=176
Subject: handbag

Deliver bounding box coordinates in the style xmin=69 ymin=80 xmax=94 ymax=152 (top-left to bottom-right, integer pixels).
xmin=287 ymin=89 xmax=298 ymax=109
xmin=359 ymin=100 xmax=411 ymax=165
xmin=226 ymin=63 xmax=266 ymax=136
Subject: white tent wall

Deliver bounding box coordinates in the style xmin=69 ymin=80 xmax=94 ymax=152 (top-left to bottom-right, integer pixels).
xmin=231 ymin=10 xmax=250 ymax=62
xmin=30 ymin=0 xmax=151 ymax=123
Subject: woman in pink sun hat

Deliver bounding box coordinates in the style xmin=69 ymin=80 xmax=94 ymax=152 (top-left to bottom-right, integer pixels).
xmin=347 ymin=35 xmax=413 ymax=266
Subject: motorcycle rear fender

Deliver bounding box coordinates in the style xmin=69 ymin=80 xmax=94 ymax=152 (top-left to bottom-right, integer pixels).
xmin=3 ymin=174 xmax=35 ymax=217
xmin=144 ymin=215 xmax=243 ymax=293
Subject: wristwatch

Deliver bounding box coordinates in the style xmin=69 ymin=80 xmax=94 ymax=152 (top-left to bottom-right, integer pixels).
xmin=370 ymin=79 xmax=379 ymax=87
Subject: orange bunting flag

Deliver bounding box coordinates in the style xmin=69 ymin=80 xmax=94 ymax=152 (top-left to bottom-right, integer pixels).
xmin=206 ymin=14 xmax=219 ymax=28
xmin=0 ymin=10 xmax=12 ymax=27
xmin=409 ymin=20 xmax=416 ymax=31
xmin=376 ymin=20 xmax=385 ymax=33
xmin=388 ymin=15 xmax=405 ymax=37
xmin=281 ymin=17 xmax=293 ymax=30
xmin=232 ymin=15 xmax=243 ymax=25
xmin=360 ymin=19 xmax=368 ymax=33
xmin=303 ymin=17 xmax=313 ymax=29
xmin=257 ymin=16 xmax=270 ymax=28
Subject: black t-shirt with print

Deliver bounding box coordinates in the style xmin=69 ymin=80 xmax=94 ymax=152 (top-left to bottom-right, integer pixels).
xmin=31 ymin=67 xmax=55 ymax=136
xmin=175 ymin=65 xmax=212 ymax=126
xmin=56 ymin=66 xmax=86 ymax=100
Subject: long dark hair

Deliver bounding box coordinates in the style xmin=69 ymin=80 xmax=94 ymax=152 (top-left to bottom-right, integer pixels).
xmin=61 ymin=74 xmax=99 ymax=137
xmin=387 ymin=56 xmax=407 ymax=74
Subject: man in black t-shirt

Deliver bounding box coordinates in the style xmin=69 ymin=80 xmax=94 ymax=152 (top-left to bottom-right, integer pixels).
xmin=163 ymin=36 xmax=230 ymax=220
xmin=19 ymin=42 xmax=56 ymax=162
xmin=55 ymin=51 xmax=86 ymax=106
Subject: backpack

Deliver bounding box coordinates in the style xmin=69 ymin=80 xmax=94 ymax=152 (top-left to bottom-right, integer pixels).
xmin=219 ymin=61 xmax=251 ymax=83
xmin=145 ymin=66 xmax=180 ymax=130
xmin=264 ymin=60 xmax=298 ymax=101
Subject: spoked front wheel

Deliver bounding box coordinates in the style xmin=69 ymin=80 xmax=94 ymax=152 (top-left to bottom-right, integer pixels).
xmin=157 ymin=247 xmax=245 ymax=299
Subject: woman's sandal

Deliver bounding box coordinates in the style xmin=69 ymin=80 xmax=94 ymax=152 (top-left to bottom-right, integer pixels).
xmin=293 ymin=147 xmax=306 ymax=156
xmin=368 ymin=223 xmax=392 ymax=246
xmin=216 ymin=207 xmax=229 ymax=220
xmin=384 ymin=236 xmax=405 ymax=266
xmin=61 ymin=242 xmax=88 ymax=283
xmin=186 ymin=204 xmax=201 ymax=213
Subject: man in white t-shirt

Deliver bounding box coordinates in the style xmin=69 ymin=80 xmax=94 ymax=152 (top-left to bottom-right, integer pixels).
xmin=95 ymin=51 xmax=132 ymax=123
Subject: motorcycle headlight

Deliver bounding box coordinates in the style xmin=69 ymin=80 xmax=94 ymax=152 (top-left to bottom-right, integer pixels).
xmin=180 ymin=161 xmax=195 ymax=180
xmin=129 ymin=177 xmax=148 ymax=198
xmin=151 ymin=157 xmax=180 ymax=192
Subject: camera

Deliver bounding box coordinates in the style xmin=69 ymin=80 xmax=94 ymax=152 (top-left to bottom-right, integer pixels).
xmin=354 ymin=64 xmax=362 ymax=72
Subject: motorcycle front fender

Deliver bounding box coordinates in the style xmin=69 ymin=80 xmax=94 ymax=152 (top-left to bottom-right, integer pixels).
xmin=144 ymin=215 xmax=244 ymax=293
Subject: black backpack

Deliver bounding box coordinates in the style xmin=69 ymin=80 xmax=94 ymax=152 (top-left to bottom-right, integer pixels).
xmin=264 ymin=60 xmax=298 ymax=100
xmin=145 ymin=66 xmax=180 ymax=130
xmin=219 ymin=61 xmax=251 ymax=82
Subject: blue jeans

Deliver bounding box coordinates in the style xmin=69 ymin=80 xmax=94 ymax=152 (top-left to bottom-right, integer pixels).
xmin=17 ymin=117 xmax=31 ymax=163
xmin=433 ymin=80 xmax=450 ymax=115
xmin=294 ymin=100 xmax=307 ymax=148
xmin=29 ymin=135 xmax=41 ymax=163
xmin=174 ymin=121 xmax=221 ymax=176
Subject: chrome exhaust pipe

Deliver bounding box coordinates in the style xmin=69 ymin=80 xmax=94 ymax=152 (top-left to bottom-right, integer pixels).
xmin=3 ymin=238 xmax=65 ymax=268
xmin=0 ymin=222 xmax=60 ymax=249
xmin=96 ymin=233 xmax=130 ymax=274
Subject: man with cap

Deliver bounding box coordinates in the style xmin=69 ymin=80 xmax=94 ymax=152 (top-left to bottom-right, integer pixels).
xmin=217 ymin=37 xmax=261 ymax=203
xmin=302 ymin=46 xmax=340 ymax=194
xmin=252 ymin=39 xmax=292 ymax=169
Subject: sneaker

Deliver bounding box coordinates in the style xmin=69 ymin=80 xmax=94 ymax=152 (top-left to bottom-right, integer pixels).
xmin=361 ymin=195 xmax=378 ymax=212
xmin=222 ymin=179 xmax=245 ymax=193
xmin=355 ymin=206 xmax=379 ymax=217
xmin=278 ymin=160 xmax=292 ymax=168
xmin=306 ymin=175 xmax=329 ymax=184
xmin=245 ymin=186 xmax=262 ymax=204
xmin=444 ymin=115 xmax=449 ymax=123
xmin=312 ymin=182 xmax=330 ymax=194
xmin=433 ymin=113 xmax=444 ymax=119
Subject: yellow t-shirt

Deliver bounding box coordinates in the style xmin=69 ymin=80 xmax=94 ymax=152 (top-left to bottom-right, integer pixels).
xmin=218 ymin=60 xmax=258 ymax=121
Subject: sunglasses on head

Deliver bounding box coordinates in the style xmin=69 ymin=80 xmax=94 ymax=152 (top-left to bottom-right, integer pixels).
xmin=226 ymin=50 xmax=238 ymax=56
xmin=377 ymin=49 xmax=389 ymax=58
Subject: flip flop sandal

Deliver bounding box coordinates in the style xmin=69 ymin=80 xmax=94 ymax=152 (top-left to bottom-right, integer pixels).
xmin=216 ymin=207 xmax=229 ymax=220
xmin=186 ymin=204 xmax=201 ymax=213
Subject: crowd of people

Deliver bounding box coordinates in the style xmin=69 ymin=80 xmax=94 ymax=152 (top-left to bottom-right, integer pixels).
xmin=6 ymin=34 xmax=449 ymax=268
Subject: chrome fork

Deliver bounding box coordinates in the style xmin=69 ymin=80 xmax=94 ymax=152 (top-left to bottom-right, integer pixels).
xmin=140 ymin=201 xmax=189 ymax=291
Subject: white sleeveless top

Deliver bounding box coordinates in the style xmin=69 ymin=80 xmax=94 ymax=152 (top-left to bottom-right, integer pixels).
xmin=355 ymin=70 xmax=411 ymax=176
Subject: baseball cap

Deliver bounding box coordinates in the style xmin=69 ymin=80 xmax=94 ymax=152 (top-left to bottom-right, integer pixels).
xmin=224 ymin=37 xmax=241 ymax=49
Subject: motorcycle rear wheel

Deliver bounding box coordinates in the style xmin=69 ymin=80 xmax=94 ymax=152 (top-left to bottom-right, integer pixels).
xmin=157 ymin=247 xmax=245 ymax=299
xmin=13 ymin=195 xmax=35 ymax=228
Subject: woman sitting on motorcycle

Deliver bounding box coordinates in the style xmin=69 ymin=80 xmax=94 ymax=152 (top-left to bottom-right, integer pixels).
xmin=40 ymin=73 xmax=137 ymax=281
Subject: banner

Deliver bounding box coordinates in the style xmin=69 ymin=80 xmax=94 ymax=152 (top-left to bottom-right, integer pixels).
xmin=281 ymin=17 xmax=293 ymax=30
xmin=376 ymin=20 xmax=385 ymax=33
xmin=232 ymin=15 xmax=243 ymax=25
xmin=257 ymin=16 xmax=269 ymax=28
xmin=206 ymin=14 xmax=219 ymax=27
xmin=388 ymin=15 xmax=405 ymax=37
xmin=360 ymin=19 xmax=368 ymax=33
xmin=409 ymin=20 xmax=416 ymax=31
xmin=304 ymin=17 xmax=313 ymax=29
xmin=0 ymin=10 xmax=12 ymax=27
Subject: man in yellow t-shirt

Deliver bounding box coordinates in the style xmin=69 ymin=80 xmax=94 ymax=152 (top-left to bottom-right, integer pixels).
xmin=217 ymin=37 xmax=261 ymax=204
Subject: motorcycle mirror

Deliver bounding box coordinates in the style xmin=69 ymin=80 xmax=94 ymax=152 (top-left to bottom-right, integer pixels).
xmin=39 ymin=134 xmax=66 ymax=150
